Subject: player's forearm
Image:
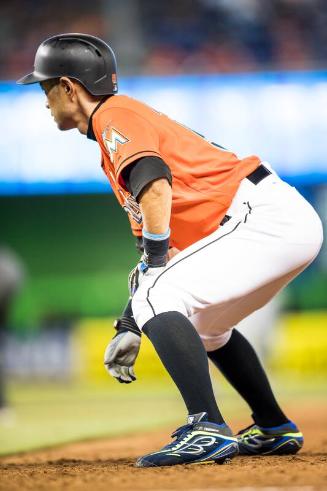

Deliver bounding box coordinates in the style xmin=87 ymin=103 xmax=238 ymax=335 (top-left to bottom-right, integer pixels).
xmin=139 ymin=178 xmax=172 ymax=234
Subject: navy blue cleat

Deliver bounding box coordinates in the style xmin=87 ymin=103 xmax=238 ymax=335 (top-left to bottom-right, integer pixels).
xmin=136 ymin=412 xmax=239 ymax=467
xmin=237 ymin=421 xmax=303 ymax=456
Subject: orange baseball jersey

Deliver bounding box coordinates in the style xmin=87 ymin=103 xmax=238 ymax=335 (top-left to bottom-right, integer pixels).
xmin=91 ymin=95 xmax=261 ymax=250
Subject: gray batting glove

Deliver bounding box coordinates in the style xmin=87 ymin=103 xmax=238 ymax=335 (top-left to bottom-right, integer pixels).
xmin=104 ymin=330 xmax=141 ymax=383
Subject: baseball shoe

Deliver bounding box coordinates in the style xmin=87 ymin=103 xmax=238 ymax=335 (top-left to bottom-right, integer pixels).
xmin=136 ymin=412 xmax=239 ymax=467
xmin=237 ymin=421 xmax=303 ymax=455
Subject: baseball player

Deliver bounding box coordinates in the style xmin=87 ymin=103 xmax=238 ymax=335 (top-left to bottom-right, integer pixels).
xmin=17 ymin=34 xmax=323 ymax=467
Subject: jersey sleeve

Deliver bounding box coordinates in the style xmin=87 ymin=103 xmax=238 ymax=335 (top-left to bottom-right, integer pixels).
xmin=98 ymin=107 xmax=161 ymax=182
xmin=122 ymin=156 xmax=172 ymax=201
xmin=128 ymin=213 xmax=143 ymax=237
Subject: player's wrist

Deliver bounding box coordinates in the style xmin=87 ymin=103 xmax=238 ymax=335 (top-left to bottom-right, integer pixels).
xmin=142 ymin=228 xmax=170 ymax=268
xmin=114 ymin=316 xmax=141 ymax=337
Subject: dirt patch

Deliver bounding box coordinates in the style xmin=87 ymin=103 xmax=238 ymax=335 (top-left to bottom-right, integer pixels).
xmin=1 ymin=401 xmax=326 ymax=491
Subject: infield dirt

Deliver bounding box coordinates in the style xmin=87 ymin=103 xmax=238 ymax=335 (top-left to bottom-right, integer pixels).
xmin=1 ymin=402 xmax=326 ymax=491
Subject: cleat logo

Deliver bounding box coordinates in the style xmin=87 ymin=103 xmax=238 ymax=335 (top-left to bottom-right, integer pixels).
xmin=172 ymin=436 xmax=217 ymax=455
xmin=102 ymin=127 xmax=129 ymax=161
xmin=242 ymin=435 xmax=276 ymax=449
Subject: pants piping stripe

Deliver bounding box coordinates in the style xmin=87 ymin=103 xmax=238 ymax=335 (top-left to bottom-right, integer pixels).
xmin=146 ymin=220 xmax=242 ymax=317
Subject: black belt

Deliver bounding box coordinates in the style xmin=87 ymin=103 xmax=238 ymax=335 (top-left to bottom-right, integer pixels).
xmin=246 ymin=164 xmax=271 ymax=185
xmin=220 ymin=165 xmax=271 ymax=226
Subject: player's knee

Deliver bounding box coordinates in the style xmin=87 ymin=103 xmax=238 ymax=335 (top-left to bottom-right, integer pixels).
xmin=132 ymin=284 xmax=188 ymax=330
xmin=201 ymin=330 xmax=233 ymax=352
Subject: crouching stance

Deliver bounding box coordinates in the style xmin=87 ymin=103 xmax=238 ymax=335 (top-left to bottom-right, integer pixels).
xmin=18 ymin=33 xmax=323 ymax=467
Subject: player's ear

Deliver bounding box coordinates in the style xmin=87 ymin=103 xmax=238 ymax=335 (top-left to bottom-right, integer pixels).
xmin=59 ymin=77 xmax=75 ymax=98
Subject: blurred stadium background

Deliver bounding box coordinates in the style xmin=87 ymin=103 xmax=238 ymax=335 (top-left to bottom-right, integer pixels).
xmin=0 ymin=0 xmax=326 ymax=456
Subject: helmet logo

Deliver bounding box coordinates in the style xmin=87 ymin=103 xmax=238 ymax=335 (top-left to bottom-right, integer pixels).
xmin=102 ymin=126 xmax=129 ymax=161
xmin=111 ymin=73 xmax=118 ymax=92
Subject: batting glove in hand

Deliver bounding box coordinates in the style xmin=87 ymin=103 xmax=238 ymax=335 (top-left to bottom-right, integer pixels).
xmin=128 ymin=254 xmax=166 ymax=297
xmin=104 ymin=316 xmax=141 ymax=383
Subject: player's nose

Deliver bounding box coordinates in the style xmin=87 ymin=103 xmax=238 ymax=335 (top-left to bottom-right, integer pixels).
xmin=45 ymin=100 xmax=50 ymax=109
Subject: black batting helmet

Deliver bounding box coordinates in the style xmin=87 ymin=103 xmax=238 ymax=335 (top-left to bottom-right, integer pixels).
xmin=17 ymin=33 xmax=118 ymax=96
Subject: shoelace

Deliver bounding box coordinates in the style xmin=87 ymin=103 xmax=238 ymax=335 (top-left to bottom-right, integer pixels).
xmin=171 ymin=423 xmax=193 ymax=439
xmin=158 ymin=423 xmax=195 ymax=451
xmin=165 ymin=424 xmax=194 ymax=450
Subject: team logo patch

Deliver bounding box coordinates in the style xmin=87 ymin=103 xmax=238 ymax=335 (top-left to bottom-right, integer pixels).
xmin=118 ymin=189 xmax=143 ymax=224
xmin=102 ymin=127 xmax=129 ymax=161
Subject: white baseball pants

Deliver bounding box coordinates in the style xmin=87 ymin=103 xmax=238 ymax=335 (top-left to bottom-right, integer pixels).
xmin=132 ymin=166 xmax=323 ymax=351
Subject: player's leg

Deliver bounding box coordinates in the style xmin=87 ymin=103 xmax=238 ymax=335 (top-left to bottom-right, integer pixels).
xmin=133 ymin=282 xmax=240 ymax=466
xmin=143 ymin=311 xmax=224 ymax=424
xmin=135 ymin=311 xmax=238 ymax=467
xmin=189 ymin=263 xmax=308 ymax=455
xmin=208 ymin=333 xmax=305 ymax=455
xmin=207 ymin=328 xmax=288 ymax=427
xmin=134 ymin=272 xmax=298 ymax=466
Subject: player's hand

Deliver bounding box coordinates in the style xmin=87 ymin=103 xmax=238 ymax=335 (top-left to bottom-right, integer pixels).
xmin=168 ymin=247 xmax=180 ymax=261
xmin=128 ymin=257 xmax=165 ymax=296
xmin=104 ymin=316 xmax=141 ymax=383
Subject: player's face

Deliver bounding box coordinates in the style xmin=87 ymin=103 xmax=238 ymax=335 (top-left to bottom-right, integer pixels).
xmin=41 ymin=80 xmax=77 ymax=131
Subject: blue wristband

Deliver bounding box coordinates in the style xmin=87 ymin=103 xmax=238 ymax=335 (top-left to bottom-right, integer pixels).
xmin=142 ymin=228 xmax=170 ymax=241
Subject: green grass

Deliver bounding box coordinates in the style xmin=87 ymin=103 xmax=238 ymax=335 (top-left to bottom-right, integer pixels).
xmin=0 ymin=379 xmax=248 ymax=456
xmin=0 ymin=382 xmax=183 ymax=455
xmin=1 ymin=376 xmax=326 ymax=456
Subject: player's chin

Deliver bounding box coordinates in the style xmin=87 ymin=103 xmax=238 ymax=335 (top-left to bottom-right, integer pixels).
xmin=56 ymin=119 xmax=75 ymax=131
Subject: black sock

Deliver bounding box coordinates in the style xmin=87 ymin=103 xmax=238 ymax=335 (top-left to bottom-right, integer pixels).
xmin=207 ymin=329 xmax=288 ymax=427
xmin=143 ymin=311 xmax=225 ymax=425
